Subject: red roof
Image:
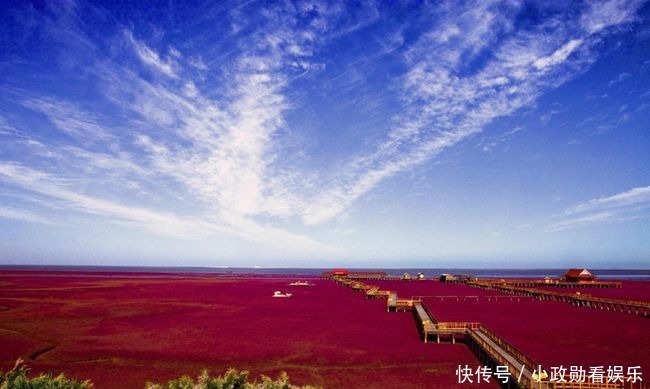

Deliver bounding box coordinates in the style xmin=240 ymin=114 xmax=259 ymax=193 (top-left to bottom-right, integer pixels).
xmin=331 ymin=269 xmax=349 ymax=275
xmin=564 ymin=268 xmax=594 ymax=279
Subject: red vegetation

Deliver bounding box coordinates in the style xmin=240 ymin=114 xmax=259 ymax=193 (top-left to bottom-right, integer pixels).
xmin=0 ymin=272 xmax=496 ymax=388
xmin=537 ymin=281 xmax=650 ymax=301
xmin=373 ymin=279 xmax=650 ymax=376
xmin=372 ymin=279 xmax=501 ymax=298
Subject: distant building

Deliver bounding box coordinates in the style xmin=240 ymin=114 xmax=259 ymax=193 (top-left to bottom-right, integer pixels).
xmin=564 ymin=268 xmax=596 ymax=283
xmin=331 ymin=269 xmax=349 ymax=276
xmin=402 ymin=272 xmax=412 ymax=280
xmin=321 ymin=269 xmax=387 ymax=280
xmin=439 ymin=273 xmax=474 ymax=283
xmin=439 ymin=273 xmax=456 ymax=282
xmin=321 ymin=269 xmax=349 ymax=278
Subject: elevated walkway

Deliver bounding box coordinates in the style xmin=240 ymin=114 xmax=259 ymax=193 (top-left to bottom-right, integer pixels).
xmin=387 ymin=291 xmax=417 ymax=312
xmin=412 ymin=301 xmax=480 ymax=344
xmin=386 ymin=288 xmax=647 ymax=388
xmin=468 ymin=281 xmax=650 ymax=317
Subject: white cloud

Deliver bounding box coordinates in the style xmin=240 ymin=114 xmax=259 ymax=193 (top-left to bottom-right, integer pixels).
xmin=580 ymin=0 xmax=643 ymax=34
xmin=544 ymin=211 xmax=618 ymax=232
xmin=125 ymin=30 xmax=177 ymax=78
xmin=533 ymin=39 xmax=583 ymax=71
xmin=544 ymin=186 xmax=650 ymax=232
xmin=1 ymin=1 xmax=646 ymax=258
xmin=0 ymin=163 xmax=203 ymax=238
xmin=0 ymin=163 xmax=334 ymax=253
xmin=565 ymin=186 xmax=650 ymax=215
xmin=0 ymin=115 xmax=16 ymax=133
xmin=0 ymin=206 xmax=56 ymax=225
xmin=0 ymin=4 xmax=347 ymax=254
xmin=299 ymin=1 xmax=641 ymax=225
xmin=22 ymin=98 xmax=116 ymax=143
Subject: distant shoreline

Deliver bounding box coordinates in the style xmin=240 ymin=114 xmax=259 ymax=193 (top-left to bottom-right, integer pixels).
xmin=1 ymin=265 xmax=649 ymax=280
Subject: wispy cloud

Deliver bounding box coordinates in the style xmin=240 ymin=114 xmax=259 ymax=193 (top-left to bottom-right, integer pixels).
xmin=22 ymin=98 xmax=116 ymax=144
xmin=0 ymin=0 xmax=646 ymax=259
xmin=580 ymin=0 xmax=643 ymax=34
xmin=0 ymin=163 xmax=333 ymax=252
xmin=125 ymin=30 xmax=178 ymax=78
xmin=0 ymin=116 xmax=15 ymax=134
xmin=609 ymin=72 xmax=632 ymax=86
xmin=0 ymin=1 xmax=355 ymax=255
xmin=533 ymin=39 xmax=583 ymax=71
xmin=0 ymin=206 xmax=56 ymax=225
xmin=0 ymin=163 xmax=207 ymax=238
xmin=300 ymin=0 xmax=646 ymax=225
xmin=545 ymin=186 xmax=650 ymax=232
xmin=565 ymin=186 xmax=650 ymax=215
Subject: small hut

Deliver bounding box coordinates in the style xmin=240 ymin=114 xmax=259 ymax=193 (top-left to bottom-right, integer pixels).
xmin=564 ymin=269 xmax=595 ymax=283
xmin=439 ymin=273 xmax=457 ymax=282
xmin=332 ymin=269 xmax=349 ymax=277
xmin=402 ymin=272 xmax=412 ymax=281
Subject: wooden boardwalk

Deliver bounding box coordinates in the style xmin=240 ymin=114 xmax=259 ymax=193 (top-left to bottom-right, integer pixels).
xmin=387 ymin=292 xmax=417 ymax=312
xmin=467 ymin=327 xmax=540 ymax=388
xmin=412 ymin=301 xmax=480 ymax=344
xmin=330 ymin=275 xmax=647 ymax=389
xmin=458 ymin=279 xmax=622 ymax=289
xmin=468 ymin=281 xmax=650 ymax=317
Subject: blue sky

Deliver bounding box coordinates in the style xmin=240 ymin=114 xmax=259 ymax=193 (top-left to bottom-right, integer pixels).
xmin=1 ymin=0 xmax=649 ymax=268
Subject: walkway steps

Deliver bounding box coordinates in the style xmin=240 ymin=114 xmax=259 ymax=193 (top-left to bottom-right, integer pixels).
xmin=331 ymin=276 xmax=647 ymax=389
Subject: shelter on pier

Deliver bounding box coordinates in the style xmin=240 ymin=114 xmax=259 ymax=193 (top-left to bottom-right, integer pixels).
xmin=564 ymin=268 xmax=595 ymax=283
xmin=322 ymin=269 xmax=387 ymax=280
xmin=439 ymin=274 xmax=474 ymax=283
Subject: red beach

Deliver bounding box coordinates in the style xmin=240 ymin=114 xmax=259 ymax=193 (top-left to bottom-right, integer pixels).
xmin=0 ymin=271 xmax=497 ymax=388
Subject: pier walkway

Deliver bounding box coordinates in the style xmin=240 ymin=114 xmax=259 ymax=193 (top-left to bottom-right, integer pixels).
xmin=330 ymin=275 xmax=647 ymax=389
xmin=467 ymin=327 xmax=539 ymax=388
xmin=480 ymin=279 xmax=622 ymax=289
xmin=467 ymin=281 xmax=650 ymax=317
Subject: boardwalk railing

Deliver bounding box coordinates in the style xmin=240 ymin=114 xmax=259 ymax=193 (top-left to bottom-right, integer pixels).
xmin=331 ymin=277 xmax=647 ymax=389
xmin=387 ymin=292 xmax=417 ymax=311
xmin=477 ymin=324 xmax=541 ymax=374
xmin=466 ymin=328 xmax=535 ymax=388
xmin=412 ymin=302 xmax=437 ymax=343
xmin=467 ymin=281 xmax=650 ymax=317
xmin=479 ymin=279 xmax=623 ymax=289
xmin=367 ymin=289 xmax=391 ymax=299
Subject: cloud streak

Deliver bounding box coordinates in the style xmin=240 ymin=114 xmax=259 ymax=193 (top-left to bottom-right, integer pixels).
xmin=0 ymin=163 xmax=334 ymax=253
xmin=300 ymin=0 xmax=646 ymax=225
xmin=0 ymin=206 xmax=56 ymax=225
xmin=0 ymin=0 xmax=646 ymax=260
xmin=545 ymin=186 xmax=650 ymax=232
xmin=125 ymin=30 xmax=178 ymax=78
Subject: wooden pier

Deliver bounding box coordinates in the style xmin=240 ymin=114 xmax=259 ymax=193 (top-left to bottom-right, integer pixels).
xmin=330 ymin=276 xmax=416 ymax=310
xmin=323 ymin=271 xmax=388 ymax=280
xmin=387 ymin=291 xmax=417 ymax=312
xmin=366 ymin=286 xmax=391 ymax=299
xmin=330 ymin=274 xmax=647 ymax=389
xmin=418 ymin=295 xmax=525 ymax=302
xmin=480 ymin=279 xmax=622 ymax=289
xmin=467 ymin=281 xmax=650 ymax=317
xmin=466 ymin=325 xmax=541 ymax=388
xmin=413 ymin=301 xmax=481 ymax=344
xmin=413 ymin=302 xmax=437 ymax=343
